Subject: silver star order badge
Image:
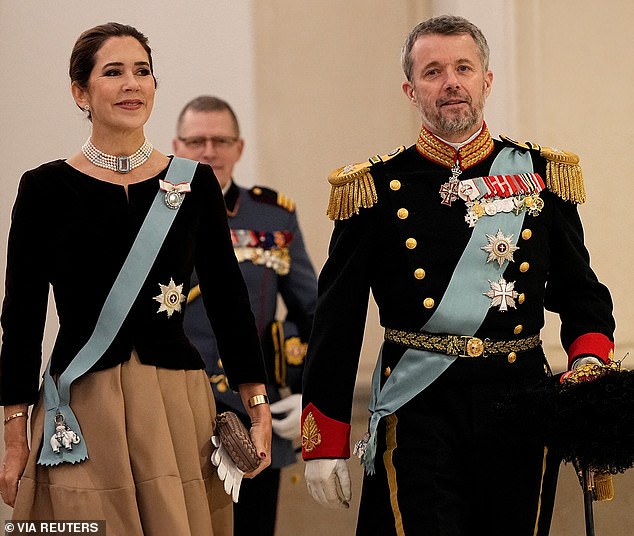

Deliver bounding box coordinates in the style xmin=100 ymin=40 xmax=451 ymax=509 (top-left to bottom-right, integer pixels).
xmin=481 ymin=229 xmax=519 ymax=267
xmin=484 ymin=277 xmax=518 ymax=312
xmin=153 ymin=278 xmax=186 ymax=317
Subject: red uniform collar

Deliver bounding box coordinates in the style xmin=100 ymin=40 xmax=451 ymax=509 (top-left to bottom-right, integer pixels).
xmin=416 ymin=123 xmax=494 ymax=170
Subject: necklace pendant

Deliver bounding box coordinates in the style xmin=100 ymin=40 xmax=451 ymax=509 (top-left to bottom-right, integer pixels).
xmin=116 ymin=155 xmax=132 ymax=173
xmin=82 ymin=138 xmax=153 ymax=173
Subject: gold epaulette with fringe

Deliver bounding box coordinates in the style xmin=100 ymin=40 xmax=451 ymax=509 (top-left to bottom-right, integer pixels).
xmin=276 ymin=192 xmax=296 ymax=213
xmin=326 ymin=146 xmax=405 ymax=220
xmin=501 ymin=135 xmax=586 ymax=204
xmin=538 ymin=145 xmax=586 ymax=204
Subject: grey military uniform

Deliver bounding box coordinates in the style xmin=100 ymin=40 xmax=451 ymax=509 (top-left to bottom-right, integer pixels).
xmin=184 ymin=180 xmax=317 ymax=468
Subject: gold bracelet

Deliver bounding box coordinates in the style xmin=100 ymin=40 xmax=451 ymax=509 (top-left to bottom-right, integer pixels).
xmin=248 ymin=394 xmax=270 ymax=408
xmin=3 ymin=411 xmax=27 ymax=424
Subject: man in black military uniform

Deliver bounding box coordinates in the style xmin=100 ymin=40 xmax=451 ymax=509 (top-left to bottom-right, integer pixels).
xmin=173 ymin=96 xmax=318 ymax=535
xmin=301 ymin=15 xmax=615 ymax=536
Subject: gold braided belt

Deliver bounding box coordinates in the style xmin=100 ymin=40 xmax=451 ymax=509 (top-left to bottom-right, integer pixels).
xmin=384 ymin=328 xmax=541 ymax=358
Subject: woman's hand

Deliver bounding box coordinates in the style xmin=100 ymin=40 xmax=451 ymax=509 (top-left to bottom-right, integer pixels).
xmin=0 ymin=405 xmax=29 ymax=507
xmin=238 ymin=384 xmax=272 ymax=478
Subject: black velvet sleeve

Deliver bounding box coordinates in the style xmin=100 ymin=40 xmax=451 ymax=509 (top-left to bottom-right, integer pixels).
xmin=0 ymin=170 xmax=51 ymax=405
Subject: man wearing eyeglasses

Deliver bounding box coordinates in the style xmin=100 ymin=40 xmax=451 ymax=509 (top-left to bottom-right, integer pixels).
xmin=173 ymin=95 xmax=318 ymax=536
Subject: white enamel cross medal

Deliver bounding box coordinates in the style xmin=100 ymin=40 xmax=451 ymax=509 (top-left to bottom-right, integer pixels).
xmin=439 ymin=161 xmax=462 ymax=206
xmin=484 ymin=277 xmax=519 ymax=312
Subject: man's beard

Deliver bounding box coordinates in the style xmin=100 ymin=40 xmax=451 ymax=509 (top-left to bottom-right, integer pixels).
xmin=422 ymin=88 xmax=486 ymax=137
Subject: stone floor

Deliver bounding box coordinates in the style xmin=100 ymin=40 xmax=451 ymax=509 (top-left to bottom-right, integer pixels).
xmin=276 ymin=458 xmax=634 ymax=535
xmin=2 ymin=388 xmax=632 ymax=535
xmin=275 ymin=389 xmax=634 ymax=536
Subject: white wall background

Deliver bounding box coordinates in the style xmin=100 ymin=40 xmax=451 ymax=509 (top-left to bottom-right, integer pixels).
xmin=0 ymin=0 xmax=261 ymax=351
xmin=1 ymin=0 xmax=633 ymax=531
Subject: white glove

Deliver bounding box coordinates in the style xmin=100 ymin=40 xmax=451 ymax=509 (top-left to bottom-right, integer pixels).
xmin=305 ymin=458 xmax=351 ymax=509
xmin=270 ymin=393 xmax=302 ymax=440
xmin=211 ymin=435 xmax=244 ymax=503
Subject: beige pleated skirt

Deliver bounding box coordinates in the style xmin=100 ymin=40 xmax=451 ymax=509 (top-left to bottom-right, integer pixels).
xmin=14 ymin=352 xmax=232 ymax=536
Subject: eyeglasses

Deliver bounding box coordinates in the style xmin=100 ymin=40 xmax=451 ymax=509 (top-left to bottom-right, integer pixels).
xmin=177 ymin=135 xmax=239 ymax=150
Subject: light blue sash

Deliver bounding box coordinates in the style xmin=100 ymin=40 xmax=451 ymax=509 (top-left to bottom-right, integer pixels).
xmin=363 ymin=147 xmax=534 ymax=473
xmin=38 ymin=157 xmax=197 ymax=466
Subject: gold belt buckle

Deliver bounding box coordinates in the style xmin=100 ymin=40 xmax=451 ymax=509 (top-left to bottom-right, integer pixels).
xmin=461 ymin=336 xmax=485 ymax=358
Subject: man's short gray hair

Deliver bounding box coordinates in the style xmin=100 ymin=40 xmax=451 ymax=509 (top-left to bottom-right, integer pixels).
xmin=401 ymin=15 xmax=490 ymax=81
xmin=176 ymin=95 xmax=240 ymax=136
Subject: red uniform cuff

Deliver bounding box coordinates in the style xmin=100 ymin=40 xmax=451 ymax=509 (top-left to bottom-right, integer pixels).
xmin=567 ymin=332 xmax=614 ymax=367
xmin=301 ymin=402 xmax=351 ymax=459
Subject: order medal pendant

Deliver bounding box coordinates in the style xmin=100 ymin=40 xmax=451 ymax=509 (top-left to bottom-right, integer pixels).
xmin=439 ymin=161 xmax=463 ymax=206
xmin=159 ymin=179 xmax=191 ymax=209
xmin=50 ymin=413 xmax=81 ymax=453
xmin=164 ymin=190 xmax=184 ymax=209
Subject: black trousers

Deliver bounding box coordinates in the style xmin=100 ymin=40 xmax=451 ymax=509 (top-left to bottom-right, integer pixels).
xmin=356 ymin=350 xmax=560 ymax=536
xmin=233 ymin=466 xmax=281 ymax=536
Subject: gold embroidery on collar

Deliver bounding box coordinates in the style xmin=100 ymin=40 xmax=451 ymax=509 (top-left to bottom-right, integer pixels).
xmin=416 ymin=125 xmax=494 ymax=170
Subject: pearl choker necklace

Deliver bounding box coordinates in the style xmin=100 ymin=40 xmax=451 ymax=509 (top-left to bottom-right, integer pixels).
xmin=82 ymin=138 xmax=154 ymax=173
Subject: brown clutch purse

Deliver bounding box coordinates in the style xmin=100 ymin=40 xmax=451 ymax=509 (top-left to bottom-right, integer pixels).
xmin=215 ymin=411 xmax=260 ymax=472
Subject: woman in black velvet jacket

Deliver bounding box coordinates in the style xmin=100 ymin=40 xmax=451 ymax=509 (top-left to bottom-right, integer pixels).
xmin=0 ymin=22 xmax=271 ymax=535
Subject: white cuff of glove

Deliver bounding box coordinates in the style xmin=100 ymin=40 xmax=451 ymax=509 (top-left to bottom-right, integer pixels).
xmin=305 ymin=458 xmax=351 ymax=509
xmin=211 ymin=435 xmax=244 ymax=503
xmin=270 ymin=393 xmax=302 ymax=440
xmin=571 ymin=355 xmax=603 ymax=369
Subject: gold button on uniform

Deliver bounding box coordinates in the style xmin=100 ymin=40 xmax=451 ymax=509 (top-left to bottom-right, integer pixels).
xmin=414 ymin=268 xmax=426 ymax=280
xmin=423 ymin=298 xmax=435 ymax=309
xmin=521 ymin=229 xmax=532 ymax=240
xmin=514 ymin=325 xmax=523 ymax=335
xmin=519 ymin=262 xmax=530 ymax=273
xmin=518 ymin=293 xmax=525 ymax=304
xmin=397 ymin=208 xmax=409 ymax=219
xmin=384 ymin=367 xmax=391 ymax=378
xmin=406 ymin=238 xmax=417 ymax=249
xmin=390 ymin=180 xmax=401 ymax=191
xmin=507 ymin=352 xmax=517 ymax=364
xmin=252 ymin=187 xmax=262 ymax=195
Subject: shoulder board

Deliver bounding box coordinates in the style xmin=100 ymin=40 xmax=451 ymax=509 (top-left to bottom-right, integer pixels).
xmin=326 ymin=146 xmax=405 ymax=220
xmin=499 ymin=134 xmax=530 ymax=150
xmin=249 ymin=186 xmax=295 ymax=213
xmin=500 ymin=135 xmax=586 ymax=204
